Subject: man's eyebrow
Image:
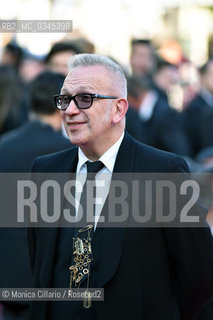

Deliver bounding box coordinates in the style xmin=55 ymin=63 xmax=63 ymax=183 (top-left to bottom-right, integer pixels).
xmin=78 ymin=86 xmax=93 ymax=91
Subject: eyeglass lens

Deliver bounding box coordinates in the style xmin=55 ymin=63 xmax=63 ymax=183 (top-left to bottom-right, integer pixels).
xmin=56 ymin=94 xmax=92 ymax=109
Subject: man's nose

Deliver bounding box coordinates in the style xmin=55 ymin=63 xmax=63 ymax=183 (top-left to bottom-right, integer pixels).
xmin=65 ymin=99 xmax=80 ymax=115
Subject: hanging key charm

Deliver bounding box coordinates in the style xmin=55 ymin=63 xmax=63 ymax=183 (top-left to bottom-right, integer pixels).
xmin=69 ymin=266 xmax=78 ymax=288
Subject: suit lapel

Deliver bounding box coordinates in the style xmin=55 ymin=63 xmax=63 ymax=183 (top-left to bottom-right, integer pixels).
xmin=38 ymin=148 xmax=78 ymax=288
xmin=58 ymin=147 xmax=78 ymax=173
xmin=95 ymin=132 xmax=136 ymax=287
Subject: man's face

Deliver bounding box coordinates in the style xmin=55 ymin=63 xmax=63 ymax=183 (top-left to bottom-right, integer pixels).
xmin=155 ymin=66 xmax=178 ymax=92
xmin=130 ymin=44 xmax=154 ymax=76
xmin=48 ymin=50 xmax=76 ymax=75
xmin=60 ymin=65 xmax=118 ymax=152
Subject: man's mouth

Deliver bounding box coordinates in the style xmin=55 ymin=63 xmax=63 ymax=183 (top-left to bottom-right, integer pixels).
xmin=67 ymin=121 xmax=86 ymax=127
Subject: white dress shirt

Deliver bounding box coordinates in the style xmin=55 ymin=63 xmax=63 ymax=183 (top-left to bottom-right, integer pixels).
xmin=139 ymin=90 xmax=158 ymax=121
xmin=75 ymin=132 xmax=124 ymax=229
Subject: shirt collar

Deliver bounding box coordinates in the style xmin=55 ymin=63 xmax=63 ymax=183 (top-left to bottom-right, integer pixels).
xmin=77 ymin=132 xmax=125 ymax=174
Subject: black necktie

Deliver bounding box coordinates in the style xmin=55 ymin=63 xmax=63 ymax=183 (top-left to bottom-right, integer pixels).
xmin=69 ymin=161 xmax=104 ymax=297
xmin=78 ymin=160 xmax=104 ymax=226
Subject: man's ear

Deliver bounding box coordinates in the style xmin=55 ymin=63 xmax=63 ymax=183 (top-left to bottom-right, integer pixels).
xmin=112 ymin=98 xmax=129 ymax=124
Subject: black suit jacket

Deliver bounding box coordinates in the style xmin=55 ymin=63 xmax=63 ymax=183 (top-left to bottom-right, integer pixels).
xmin=0 ymin=120 xmax=72 ymax=172
xmin=181 ymin=94 xmax=213 ymax=157
xmin=142 ymin=98 xmax=192 ymax=156
xmin=28 ymin=132 xmax=213 ymax=320
xmin=199 ymin=107 xmax=213 ymax=150
xmin=126 ymin=97 xmax=192 ymax=157
xmin=126 ymin=107 xmax=148 ymax=143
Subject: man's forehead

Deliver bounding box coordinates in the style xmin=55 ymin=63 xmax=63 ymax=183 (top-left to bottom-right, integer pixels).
xmin=69 ymin=64 xmax=109 ymax=75
xmin=62 ymin=65 xmax=111 ymax=92
xmin=68 ymin=65 xmax=110 ymax=80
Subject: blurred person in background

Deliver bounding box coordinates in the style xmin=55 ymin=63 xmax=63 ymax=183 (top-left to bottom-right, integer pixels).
xmin=152 ymin=56 xmax=178 ymax=105
xmin=184 ymin=145 xmax=213 ymax=172
xmin=69 ymin=37 xmax=95 ymax=54
xmin=196 ymin=147 xmax=213 ymax=172
xmin=178 ymin=60 xmax=200 ymax=109
xmin=0 ymin=70 xmax=73 ymax=320
xmin=181 ymin=59 xmax=213 ymax=157
xmin=1 ymin=41 xmax=24 ymax=72
xmin=18 ymin=51 xmax=47 ymax=131
xmin=0 ymin=65 xmax=26 ymax=135
xmin=105 ymin=54 xmax=146 ymax=143
xmin=130 ymin=38 xmax=156 ymax=77
xmin=19 ymin=52 xmax=45 ymax=83
xmin=197 ymin=102 xmax=213 ymax=152
xmin=44 ymin=40 xmax=82 ymax=138
xmin=45 ymin=40 xmax=81 ymax=76
xmin=1 ymin=41 xmax=46 ymax=130
xmin=0 ymin=70 xmax=72 ymax=171
xmin=127 ymin=75 xmax=192 ymax=156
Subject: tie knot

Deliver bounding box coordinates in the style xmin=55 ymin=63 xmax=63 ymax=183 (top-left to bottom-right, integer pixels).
xmin=86 ymin=160 xmax=104 ymax=174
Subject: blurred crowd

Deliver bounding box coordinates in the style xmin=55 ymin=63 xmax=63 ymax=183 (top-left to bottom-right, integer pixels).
xmin=127 ymin=38 xmax=213 ymax=173
xmin=0 ymin=37 xmax=213 ymax=320
xmin=0 ymin=37 xmax=213 ymax=173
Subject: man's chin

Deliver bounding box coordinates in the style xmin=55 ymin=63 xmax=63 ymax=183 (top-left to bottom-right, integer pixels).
xmin=69 ymin=136 xmax=88 ymax=147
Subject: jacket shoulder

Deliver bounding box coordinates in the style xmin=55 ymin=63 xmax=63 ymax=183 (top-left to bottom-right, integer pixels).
xmin=133 ymin=137 xmax=189 ymax=173
xmin=32 ymin=146 xmax=78 ymax=172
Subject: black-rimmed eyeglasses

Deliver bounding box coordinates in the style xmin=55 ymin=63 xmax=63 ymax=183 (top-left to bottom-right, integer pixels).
xmin=53 ymin=93 xmax=118 ymax=110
